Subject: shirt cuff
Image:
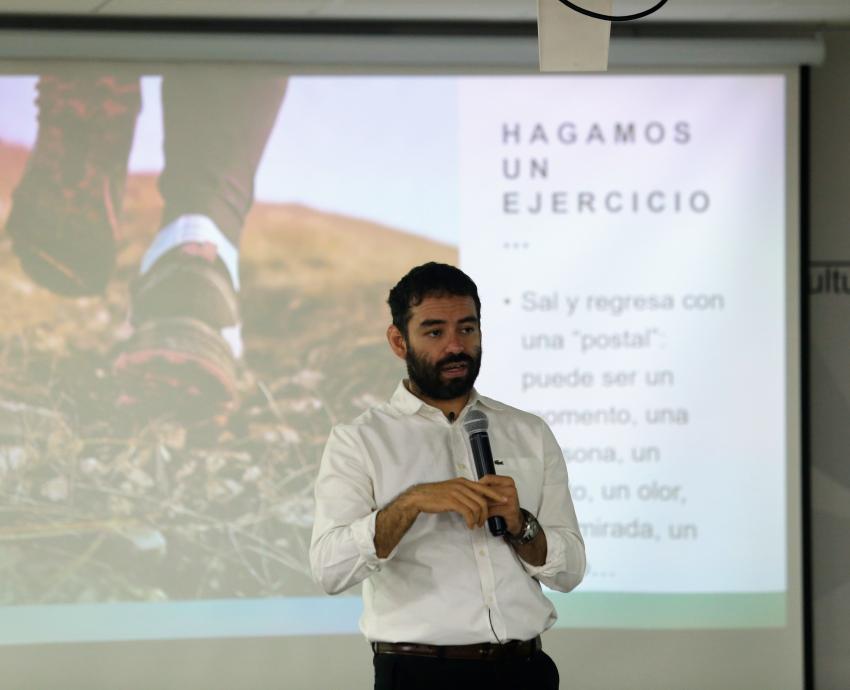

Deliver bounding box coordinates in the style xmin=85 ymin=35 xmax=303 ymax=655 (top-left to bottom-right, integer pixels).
xmin=350 ymin=510 xmax=399 ymax=571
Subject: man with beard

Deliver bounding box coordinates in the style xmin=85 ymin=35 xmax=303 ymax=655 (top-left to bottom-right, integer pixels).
xmin=310 ymin=262 xmax=585 ymax=690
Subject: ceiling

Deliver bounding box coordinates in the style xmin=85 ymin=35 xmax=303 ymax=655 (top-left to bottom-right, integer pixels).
xmin=2 ymin=0 xmax=849 ymax=24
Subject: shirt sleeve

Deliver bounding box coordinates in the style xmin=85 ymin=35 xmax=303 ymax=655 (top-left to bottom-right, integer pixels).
xmin=518 ymin=421 xmax=586 ymax=593
xmin=309 ymin=423 xmax=398 ymax=595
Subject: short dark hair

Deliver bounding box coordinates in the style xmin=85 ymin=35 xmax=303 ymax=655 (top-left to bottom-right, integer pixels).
xmin=388 ymin=262 xmax=481 ymax=336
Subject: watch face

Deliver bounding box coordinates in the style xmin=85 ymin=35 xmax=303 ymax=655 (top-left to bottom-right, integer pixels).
xmin=519 ymin=511 xmax=540 ymax=544
xmin=524 ymin=515 xmax=540 ymax=541
xmin=508 ymin=510 xmax=540 ymax=545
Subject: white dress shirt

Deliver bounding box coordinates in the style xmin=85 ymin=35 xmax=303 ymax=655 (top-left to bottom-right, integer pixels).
xmin=310 ymin=380 xmax=586 ymax=645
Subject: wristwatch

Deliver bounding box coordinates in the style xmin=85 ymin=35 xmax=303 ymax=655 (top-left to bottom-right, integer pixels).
xmin=506 ymin=508 xmax=541 ymax=546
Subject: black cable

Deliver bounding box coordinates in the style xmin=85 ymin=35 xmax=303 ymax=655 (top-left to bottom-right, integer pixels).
xmin=556 ymin=0 xmax=669 ymax=22
xmin=488 ymin=608 xmax=503 ymax=645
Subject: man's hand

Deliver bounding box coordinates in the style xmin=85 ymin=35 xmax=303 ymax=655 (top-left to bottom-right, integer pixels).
xmin=374 ymin=478 xmax=507 ymax=557
xmin=478 ymin=474 xmax=523 ymax=535
xmin=479 ymin=474 xmax=548 ymax=566
xmin=403 ymin=478 xmax=508 ymax=529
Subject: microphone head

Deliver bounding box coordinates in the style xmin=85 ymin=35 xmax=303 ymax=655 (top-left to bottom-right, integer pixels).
xmin=463 ymin=408 xmax=489 ymax=435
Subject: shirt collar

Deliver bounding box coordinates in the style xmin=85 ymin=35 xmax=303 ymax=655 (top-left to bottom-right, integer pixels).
xmin=389 ymin=379 xmax=506 ymax=418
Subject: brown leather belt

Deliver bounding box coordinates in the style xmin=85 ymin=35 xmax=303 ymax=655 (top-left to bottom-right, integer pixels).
xmin=371 ymin=636 xmax=541 ymax=661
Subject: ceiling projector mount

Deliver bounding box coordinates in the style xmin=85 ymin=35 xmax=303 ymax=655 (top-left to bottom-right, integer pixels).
xmin=539 ymin=0 xmax=671 ymax=71
xmin=557 ymin=0 xmax=669 ymax=22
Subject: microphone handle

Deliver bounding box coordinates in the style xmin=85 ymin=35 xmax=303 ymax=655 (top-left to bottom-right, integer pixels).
xmin=469 ymin=432 xmax=507 ymax=537
xmin=488 ymin=514 xmax=508 ymax=538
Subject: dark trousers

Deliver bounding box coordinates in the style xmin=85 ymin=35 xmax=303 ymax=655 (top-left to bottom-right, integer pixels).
xmin=159 ymin=69 xmax=287 ymax=244
xmin=373 ymin=650 xmax=560 ymax=690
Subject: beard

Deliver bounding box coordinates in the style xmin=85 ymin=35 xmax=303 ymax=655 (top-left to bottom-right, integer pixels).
xmin=405 ymin=344 xmax=482 ymax=401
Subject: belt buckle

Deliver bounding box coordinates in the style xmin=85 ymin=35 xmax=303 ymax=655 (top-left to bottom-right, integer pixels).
xmin=481 ymin=644 xmax=501 ymax=660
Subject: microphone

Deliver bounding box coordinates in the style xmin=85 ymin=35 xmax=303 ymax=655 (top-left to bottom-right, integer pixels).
xmin=463 ymin=409 xmax=507 ymax=537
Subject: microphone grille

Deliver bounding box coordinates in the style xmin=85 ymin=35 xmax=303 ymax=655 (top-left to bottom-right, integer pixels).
xmin=463 ymin=408 xmax=489 ymax=435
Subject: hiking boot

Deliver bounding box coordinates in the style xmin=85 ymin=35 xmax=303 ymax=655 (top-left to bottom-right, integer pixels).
xmin=113 ymin=237 xmax=243 ymax=420
xmin=113 ymin=317 xmax=239 ymax=420
xmin=5 ymin=74 xmax=141 ymax=296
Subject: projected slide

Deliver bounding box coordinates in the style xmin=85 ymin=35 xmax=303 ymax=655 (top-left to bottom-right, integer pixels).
xmin=0 ymin=72 xmax=790 ymax=644
xmin=459 ymin=77 xmax=787 ymax=601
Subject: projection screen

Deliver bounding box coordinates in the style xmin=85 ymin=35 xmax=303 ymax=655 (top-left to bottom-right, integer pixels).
xmin=0 ymin=61 xmax=803 ymax=690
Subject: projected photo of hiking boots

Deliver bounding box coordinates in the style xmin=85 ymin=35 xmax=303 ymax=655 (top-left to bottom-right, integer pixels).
xmin=3 ymin=69 xmax=286 ymax=422
xmin=0 ymin=72 xmax=454 ymax=608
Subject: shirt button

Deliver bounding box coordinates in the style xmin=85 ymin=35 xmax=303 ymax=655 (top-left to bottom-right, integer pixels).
xmin=479 ymin=549 xmax=486 ymax=557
